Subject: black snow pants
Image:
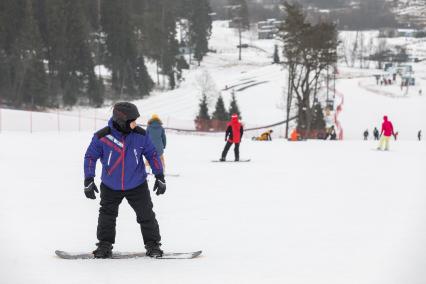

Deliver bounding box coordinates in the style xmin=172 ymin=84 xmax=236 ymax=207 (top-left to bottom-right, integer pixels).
xmin=97 ymin=182 xmax=161 ymax=246
xmin=221 ymin=142 xmax=240 ymax=160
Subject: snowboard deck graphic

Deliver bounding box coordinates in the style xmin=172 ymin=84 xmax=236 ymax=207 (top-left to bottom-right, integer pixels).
xmin=211 ymin=159 xmax=251 ymax=163
xmin=55 ymin=250 xmax=202 ymax=260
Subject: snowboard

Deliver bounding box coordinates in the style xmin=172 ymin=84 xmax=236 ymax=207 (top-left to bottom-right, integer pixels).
xmin=55 ymin=250 xmax=202 ymax=260
xmin=211 ymin=159 xmax=251 ymax=163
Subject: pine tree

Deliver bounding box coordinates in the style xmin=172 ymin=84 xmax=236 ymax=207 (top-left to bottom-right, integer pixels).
xmin=134 ymin=56 xmax=154 ymax=97
xmin=311 ymin=103 xmax=326 ymax=130
xmin=6 ymin=0 xmax=48 ymax=107
xmin=188 ymin=0 xmax=212 ymax=65
xmin=197 ymin=93 xmax=210 ymax=120
xmin=177 ymin=55 xmax=189 ymax=71
xmin=141 ymin=0 xmax=178 ymax=90
xmin=228 ymin=92 xmax=241 ymax=119
xmin=61 ymin=0 xmax=100 ymax=106
xmin=229 ymin=0 xmax=249 ymax=29
xmin=212 ymin=95 xmax=229 ymax=121
xmin=87 ymin=74 xmax=104 ymax=107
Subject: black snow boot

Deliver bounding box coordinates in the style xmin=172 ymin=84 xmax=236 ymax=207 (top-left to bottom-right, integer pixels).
xmin=219 ymin=157 xmax=226 ymax=162
xmin=145 ymin=242 xmax=163 ymax=258
xmin=93 ymin=241 xmax=113 ymax=259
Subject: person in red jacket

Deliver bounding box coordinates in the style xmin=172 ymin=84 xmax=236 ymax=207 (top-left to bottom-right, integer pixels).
xmin=377 ymin=115 xmax=395 ymax=151
xmin=220 ymin=114 xmax=244 ymax=161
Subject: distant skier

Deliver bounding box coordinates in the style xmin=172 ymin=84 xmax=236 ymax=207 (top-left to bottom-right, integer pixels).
xmin=290 ymin=129 xmax=299 ymax=141
xmin=84 ymin=102 xmax=166 ymax=258
xmin=363 ymin=129 xmax=369 ymax=140
xmin=377 ymin=115 xmax=395 ymax=151
xmin=220 ymin=114 xmax=244 ymax=161
xmin=147 ymin=114 xmax=167 ymax=171
xmin=330 ymin=126 xmax=337 ymax=140
xmin=373 ymin=127 xmax=380 ymax=140
xmin=252 ymin=130 xmax=273 ymax=141
xmin=418 ymin=130 xmax=422 ymax=141
xmin=325 ymin=125 xmax=337 ymax=140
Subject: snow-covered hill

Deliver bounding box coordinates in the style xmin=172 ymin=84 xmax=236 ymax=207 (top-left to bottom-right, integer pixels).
xmin=0 ymin=131 xmax=425 ymax=284
xmin=1 ymin=21 xmax=425 ymax=140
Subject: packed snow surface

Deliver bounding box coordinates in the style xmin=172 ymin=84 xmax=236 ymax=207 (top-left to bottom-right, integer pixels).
xmin=0 ymin=132 xmax=425 ymax=284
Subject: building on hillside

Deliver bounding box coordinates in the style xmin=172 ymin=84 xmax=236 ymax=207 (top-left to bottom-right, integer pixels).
xmin=257 ymin=18 xmax=282 ymax=39
xmin=251 ymin=0 xmax=281 ymax=10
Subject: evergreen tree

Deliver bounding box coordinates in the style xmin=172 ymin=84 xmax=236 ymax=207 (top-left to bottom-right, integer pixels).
xmin=212 ymin=95 xmax=228 ymax=121
xmin=102 ymin=0 xmax=134 ymax=97
xmin=134 ymin=56 xmax=154 ymax=97
xmin=62 ymin=0 xmax=94 ymax=105
xmin=1 ymin=0 xmax=48 ymax=107
xmin=228 ymin=92 xmax=241 ymax=120
xmin=141 ymin=0 xmax=178 ymax=90
xmin=177 ymin=55 xmax=189 ymax=71
xmin=229 ymin=0 xmax=249 ymax=29
xmin=188 ymin=0 xmax=212 ymax=65
xmin=311 ymin=103 xmax=325 ymax=130
xmin=87 ymin=74 xmax=104 ymax=107
xmin=197 ymin=93 xmax=210 ymax=120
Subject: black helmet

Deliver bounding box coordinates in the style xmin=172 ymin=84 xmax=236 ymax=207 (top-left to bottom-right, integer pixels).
xmin=112 ymin=102 xmax=140 ymax=130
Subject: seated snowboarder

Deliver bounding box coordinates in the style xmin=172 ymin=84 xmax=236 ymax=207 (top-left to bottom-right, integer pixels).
xmin=84 ymin=102 xmax=166 ymax=258
xmin=252 ymin=130 xmax=273 ymax=141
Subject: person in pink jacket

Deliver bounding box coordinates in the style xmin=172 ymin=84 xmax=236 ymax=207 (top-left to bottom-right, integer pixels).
xmin=377 ymin=115 xmax=395 ymax=151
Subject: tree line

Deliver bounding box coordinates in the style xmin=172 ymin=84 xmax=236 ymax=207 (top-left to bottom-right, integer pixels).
xmin=0 ymin=0 xmax=212 ymax=109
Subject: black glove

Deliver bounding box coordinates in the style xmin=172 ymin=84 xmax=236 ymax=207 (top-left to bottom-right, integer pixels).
xmin=153 ymin=174 xmax=166 ymax=196
xmin=84 ymin=178 xmax=99 ymax=199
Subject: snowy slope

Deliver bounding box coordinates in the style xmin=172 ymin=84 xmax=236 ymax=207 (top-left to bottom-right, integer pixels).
xmin=0 ymin=132 xmax=425 ymax=284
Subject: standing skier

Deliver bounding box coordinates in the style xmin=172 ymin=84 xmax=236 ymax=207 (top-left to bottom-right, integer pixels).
xmin=84 ymin=102 xmax=166 ymax=258
xmin=418 ymin=130 xmax=422 ymax=141
xmin=147 ymin=114 xmax=167 ymax=171
xmin=377 ymin=115 xmax=395 ymax=151
xmin=363 ymin=129 xmax=369 ymax=140
xmin=220 ymin=114 xmax=244 ymax=161
xmin=373 ymin=127 xmax=380 ymax=140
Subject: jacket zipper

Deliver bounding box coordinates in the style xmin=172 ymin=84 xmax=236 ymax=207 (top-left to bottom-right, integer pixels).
xmin=134 ymin=149 xmax=139 ymax=165
xmin=107 ymin=150 xmax=112 ymax=166
xmin=121 ymin=138 xmax=125 ymax=191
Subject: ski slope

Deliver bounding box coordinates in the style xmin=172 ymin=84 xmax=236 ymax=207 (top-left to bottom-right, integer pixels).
xmin=1 ymin=20 xmax=426 ymax=283
xmin=0 ymin=132 xmax=425 ymax=284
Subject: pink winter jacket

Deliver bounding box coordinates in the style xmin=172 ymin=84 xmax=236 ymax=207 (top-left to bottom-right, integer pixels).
xmin=381 ymin=116 xmax=394 ymax=137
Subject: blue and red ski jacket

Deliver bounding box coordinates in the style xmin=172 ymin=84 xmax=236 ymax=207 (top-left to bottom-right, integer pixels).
xmin=84 ymin=119 xmax=163 ymax=191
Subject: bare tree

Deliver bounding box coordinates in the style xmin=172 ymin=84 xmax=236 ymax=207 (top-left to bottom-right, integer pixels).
xmin=280 ymin=2 xmax=338 ymax=137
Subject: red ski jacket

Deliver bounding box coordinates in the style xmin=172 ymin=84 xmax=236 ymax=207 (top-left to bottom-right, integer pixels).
xmin=225 ymin=115 xmax=243 ymax=143
xmin=381 ymin=116 xmax=394 ymax=137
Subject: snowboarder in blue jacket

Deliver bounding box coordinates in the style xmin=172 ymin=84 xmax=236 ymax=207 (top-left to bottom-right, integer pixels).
xmin=84 ymin=102 xmax=166 ymax=258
